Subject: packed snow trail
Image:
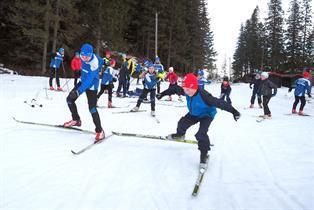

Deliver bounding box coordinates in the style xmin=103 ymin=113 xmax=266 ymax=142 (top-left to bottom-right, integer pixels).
xmin=0 ymin=74 xmax=313 ymax=210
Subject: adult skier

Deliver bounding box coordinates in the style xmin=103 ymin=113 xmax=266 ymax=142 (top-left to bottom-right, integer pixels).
xmin=63 ymin=43 xmax=105 ymax=142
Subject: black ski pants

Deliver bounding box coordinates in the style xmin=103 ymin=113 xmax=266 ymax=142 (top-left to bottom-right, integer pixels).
xmin=292 ymin=96 xmax=306 ymax=111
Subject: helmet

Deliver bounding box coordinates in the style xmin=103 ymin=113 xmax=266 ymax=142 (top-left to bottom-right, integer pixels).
xmin=197 ymin=69 xmax=204 ymax=76
xmin=261 ymin=72 xmax=269 ymax=78
xmin=80 ymin=43 xmax=93 ymax=57
xmin=59 ymin=48 xmax=64 ymax=53
xmin=169 ymin=67 xmax=174 ymax=72
xmin=303 ymin=71 xmax=310 ymax=78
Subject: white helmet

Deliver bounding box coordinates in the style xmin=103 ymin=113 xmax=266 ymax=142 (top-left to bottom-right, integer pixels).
xmin=169 ymin=67 xmax=174 ymax=72
xmin=261 ymin=72 xmax=269 ymax=78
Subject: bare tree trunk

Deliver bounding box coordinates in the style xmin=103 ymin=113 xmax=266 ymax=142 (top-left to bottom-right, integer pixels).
xmin=96 ymin=1 xmax=102 ymax=54
xmin=167 ymin=26 xmax=172 ymax=69
xmin=41 ymin=0 xmax=50 ymax=75
xmin=52 ymin=0 xmax=60 ymax=53
xmin=147 ymin=30 xmax=151 ymax=58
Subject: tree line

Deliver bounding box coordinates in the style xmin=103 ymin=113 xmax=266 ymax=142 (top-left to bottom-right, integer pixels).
xmin=0 ymin=0 xmax=216 ymax=75
xmin=232 ymin=0 xmax=314 ymax=79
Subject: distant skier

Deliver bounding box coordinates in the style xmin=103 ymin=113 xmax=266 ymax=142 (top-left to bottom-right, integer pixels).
xmin=131 ymin=64 xmax=158 ymax=116
xmin=97 ymin=59 xmax=117 ymax=108
xmin=291 ymin=71 xmax=312 ymax=115
xmin=258 ymin=72 xmax=277 ymax=119
xmin=49 ymin=47 xmax=64 ymax=91
xmin=220 ymin=76 xmax=232 ymax=104
xmin=63 ymin=43 xmax=105 ymax=142
xmin=70 ymin=52 xmax=82 ymax=86
xmin=196 ymin=69 xmax=210 ymax=90
xmin=249 ymin=71 xmax=262 ymax=108
xmin=154 ymin=56 xmax=165 ymax=94
xmin=116 ymin=59 xmax=130 ymax=98
xmin=156 ymin=67 xmax=184 ymax=101
xmin=167 ymin=73 xmax=240 ymax=169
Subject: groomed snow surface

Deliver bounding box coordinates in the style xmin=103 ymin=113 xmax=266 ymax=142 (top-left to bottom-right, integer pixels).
xmin=0 ymin=74 xmax=313 ymax=210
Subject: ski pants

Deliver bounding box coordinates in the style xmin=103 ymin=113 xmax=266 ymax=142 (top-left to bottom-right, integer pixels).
xmin=159 ymin=84 xmax=184 ymax=99
xmin=176 ymin=113 xmax=213 ymax=153
xmin=66 ymin=83 xmax=102 ymax=132
xmin=262 ymin=95 xmax=271 ymax=115
xmin=292 ymin=96 xmax=306 ymax=111
xmin=220 ymin=93 xmax=232 ymax=104
xmin=136 ymin=88 xmax=156 ymax=111
xmin=250 ymin=88 xmax=262 ymax=105
xmin=49 ymin=67 xmax=60 ymax=87
xmin=97 ymin=83 xmax=113 ymax=102
xmin=73 ymin=70 xmax=81 ymax=87
xmin=117 ymin=80 xmax=127 ymax=96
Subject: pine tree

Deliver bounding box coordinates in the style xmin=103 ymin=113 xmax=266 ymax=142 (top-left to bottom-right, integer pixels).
xmin=300 ymin=0 xmax=313 ymax=66
xmin=265 ymin=0 xmax=285 ymax=72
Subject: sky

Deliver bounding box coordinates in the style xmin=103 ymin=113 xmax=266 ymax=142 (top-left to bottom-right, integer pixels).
xmin=206 ymin=0 xmax=313 ymax=75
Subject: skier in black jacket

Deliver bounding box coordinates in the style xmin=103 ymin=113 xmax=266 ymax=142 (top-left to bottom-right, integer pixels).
xmin=258 ymin=72 xmax=277 ymax=119
xmin=249 ymin=72 xmax=262 ymax=108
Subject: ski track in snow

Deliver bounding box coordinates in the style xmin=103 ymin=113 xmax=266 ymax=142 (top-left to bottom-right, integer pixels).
xmin=0 ymin=74 xmax=313 ymax=210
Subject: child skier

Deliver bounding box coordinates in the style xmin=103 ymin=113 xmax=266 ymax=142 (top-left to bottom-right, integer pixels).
xmin=116 ymin=59 xmax=130 ymax=98
xmin=156 ymin=67 xmax=184 ymax=101
xmin=97 ymin=59 xmax=117 ymax=108
xmin=249 ymin=72 xmax=262 ymax=108
xmin=167 ymin=73 xmax=241 ymax=169
xmin=220 ymin=76 xmax=232 ymax=104
xmin=49 ymin=47 xmax=64 ymax=91
xmin=70 ymin=52 xmax=82 ymax=86
xmin=291 ymin=71 xmax=312 ymax=115
xmin=63 ymin=43 xmax=105 ymax=142
xmin=196 ymin=69 xmax=210 ymax=90
xmin=131 ymin=64 xmax=158 ymax=116
xmin=258 ymin=72 xmax=277 ymax=119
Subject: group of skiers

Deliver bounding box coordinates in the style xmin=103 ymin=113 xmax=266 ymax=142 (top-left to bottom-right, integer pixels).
xmin=47 ymin=43 xmax=311 ymax=167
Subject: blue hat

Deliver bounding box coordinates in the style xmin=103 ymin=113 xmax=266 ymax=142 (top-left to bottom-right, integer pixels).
xmin=144 ymin=59 xmax=152 ymax=67
xmin=155 ymin=56 xmax=160 ymax=63
xmin=59 ymin=48 xmax=64 ymax=53
xmin=197 ymin=69 xmax=204 ymax=76
xmin=148 ymin=63 xmax=155 ymax=69
xmin=80 ymin=43 xmax=93 ymax=57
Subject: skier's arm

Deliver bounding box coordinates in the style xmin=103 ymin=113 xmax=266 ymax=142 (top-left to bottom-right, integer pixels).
xmin=78 ymin=69 xmax=98 ymax=94
xmin=200 ymin=90 xmax=237 ymax=113
xmin=269 ymin=80 xmax=277 ymax=96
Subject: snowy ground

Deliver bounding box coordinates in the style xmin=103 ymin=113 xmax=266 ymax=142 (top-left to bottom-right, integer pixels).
xmin=0 ymin=74 xmax=313 ymax=210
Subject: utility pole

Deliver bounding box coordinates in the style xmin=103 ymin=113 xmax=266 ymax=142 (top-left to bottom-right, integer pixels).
xmin=155 ymin=12 xmax=158 ymax=58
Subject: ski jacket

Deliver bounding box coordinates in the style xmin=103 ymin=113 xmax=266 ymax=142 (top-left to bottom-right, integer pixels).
xmin=294 ymin=78 xmax=311 ymax=97
xmin=118 ymin=61 xmax=130 ymax=82
xmin=166 ymin=72 xmax=178 ymax=85
xmin=185 ymin=89 xmax=235 ymax=119
xmin=154 ymin=63 xmax=164 ymax=74
xmin=198 ymin=78 xmax=208 ymax=90
xmin=143 ymin=72 xmax=158 ymax=89
xmin=250 ymin=78 xmax=261 ymax=91
xmin=71 ymin=57 xmax=82 ymax=71
xmin=135 ymin=63 xmax=143 ymax=73
xmin=258 ymin=79 xmax=277 ymax=96
xmin=49 ymin=52 xmax=63 ymax=69
xmin=101 ymin=66 xmax=116 ymax=85
xmin=221 ymin=83 xmax=231 ymax=95
xmin=77 ymin=53 xmax=103 ymax=94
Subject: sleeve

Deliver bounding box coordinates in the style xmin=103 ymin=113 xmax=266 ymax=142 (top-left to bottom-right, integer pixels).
xmin=269 ymin=80 xmax=277 ymax=95
xmin=199 ymin=89 xmax=235 ymax=113
xmin=307 ymin=81 xmax=312 ymax=95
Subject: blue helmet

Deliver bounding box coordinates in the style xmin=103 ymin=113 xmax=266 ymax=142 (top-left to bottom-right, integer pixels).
xmin=155 ymin=56 xmax=160 ymax=63
xmin=197 ymin=69 xmax=204 ymax=76
xmin=80 ymin=43 xmax=93 ymax=57
xmin=59 ymin=48 xmax=64 ymax=53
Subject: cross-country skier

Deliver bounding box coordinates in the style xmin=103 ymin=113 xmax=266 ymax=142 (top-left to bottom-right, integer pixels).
xmin=71 ymin=52 xmax=82 ymax=86
xmin=249 ymin=71 xmax=262 ymax=108
xmin=196 ymin=69 xmax=210 ymax=90
xmin=291 ymin=71 xmax=312 ymax=115
xmin=258 ymin=72 xmax=277 ymax=119
xmin=220 ymin=76 xmax=232 ymax=104
xmin=156 ymin=67 xmax=184 ymax=101
xmin=97 ymin=59 xmax=117 ymax=108
xmin=63 ymin=43 xmax=105 ymax=142
xmin=131 ymin=64 xmax=158 ymax=116
xmin=49 ymin=47 xmax=64 ymax=91
xmin=167 ymin=73 xmax=241 ymax=169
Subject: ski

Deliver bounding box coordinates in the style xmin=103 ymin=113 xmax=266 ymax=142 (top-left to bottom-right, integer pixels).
xmin=97 ymin=105 xmax=130 ymax=109
xmin=12 ymin=117 xmax=94 ymax=134
xmin=192 ymin=155 xmax=210 ymax=196
xmin=284 ymin=113 xmax=311 ymax=117
xmin=112 ymin=110 xmax=147 ymax=114
xmin=112 ymin=131 xmax=197 ymax=144
xmin=71 ymin=134 xmax=114 ymax=155
xmin=152 ymin=115 xmax=160 ymax=123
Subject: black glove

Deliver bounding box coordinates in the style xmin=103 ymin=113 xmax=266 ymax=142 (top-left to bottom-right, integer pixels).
xmin=271 ymin=93 xmax=276 ymax=97
xmin=112 ymin=77 xmax=117 ymax=82
xmin=232 ymin=109 xmax=241 ymax=121
xmin=69 ymin=90 xmax=79 ymax=100
xmin=249 ymin=84 xmax=252 ymax=89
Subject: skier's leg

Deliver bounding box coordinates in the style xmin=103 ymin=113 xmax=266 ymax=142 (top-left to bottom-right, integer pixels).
xmin=196 ymin=117 xmax=213 ymax=163
xmin=66 ymin=84 xmax=81 ymax=121
xmin=136 ymin=88 xmax=149 ymax=108
xmin=86 ymin=90 xmax=103 ymax=133
xmin=299 ymin=96 xmax=306 ymax=111
xmin=56 ymin=69 xmax=60 ymax=87
xmin=292 ymin=95 xmax=300 ymax=110
xmin=49 ymin=68 xmax=54 ymax=87
xmin=97 ymin=84 xmax=106 ymax=99
xmin=150 ymin=89 xmax=156 ymax=111
xmin=176 ymin=113 xmax=199 ymax=136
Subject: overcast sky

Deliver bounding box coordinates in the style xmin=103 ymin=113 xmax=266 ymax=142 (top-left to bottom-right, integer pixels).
xmin=206 ymin=0 xmax=314 ymax=74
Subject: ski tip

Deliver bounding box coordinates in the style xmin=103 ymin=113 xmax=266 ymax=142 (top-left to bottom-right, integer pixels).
xmin=71 ymin=150 xmax=78 ymax=155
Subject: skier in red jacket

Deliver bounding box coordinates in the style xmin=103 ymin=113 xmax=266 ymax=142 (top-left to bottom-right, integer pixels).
xmin=71 ymin=52 xmax=82 ymax=86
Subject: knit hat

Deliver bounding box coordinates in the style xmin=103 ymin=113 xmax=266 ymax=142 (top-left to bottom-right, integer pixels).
xmin=110 ymin=59 xmax=116 ymax=66
xmin=303 ymin=71 xmax=310 ymax=78
xmin=169 ymin=67 xmax=174 ymax=72
xmin=80 ymin=43 xmax=93 ymax=57
xmin=182 ymin=73 xmax=198 ymax=90
xmin=261 ymin=72 xmax=269 ymax=78
xmin=59 ymin=48 xmax=64 ymax=53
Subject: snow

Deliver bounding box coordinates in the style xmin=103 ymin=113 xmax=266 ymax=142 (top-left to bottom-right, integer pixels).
xmin=0 ymin=74 xmax=313 ymax=210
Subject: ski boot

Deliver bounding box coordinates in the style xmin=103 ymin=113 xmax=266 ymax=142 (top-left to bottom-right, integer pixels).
xmin=63 ymin=119 xmax=81 ymax=127
xmin=165 ymin=96 xmax=172 ymax=101
xmin=108 ymin=101 xmax=113 ymax=108
xmin=258 ymin=103 xmax=263 ymax=108
xmin=95 ymin=130 xmax=105 ymax=143
xmin=151 ymin=111 xmax=155 ymax=117
xmin=49 ymin=86 xmax=54 ymax=90
xmin=131 ymin=106 xmax=139 ymax=112
xmin=298 ymin=110 xmax=304 ymax=116
xmin=156 ymin=94 xmax=162 ymax=100
xmin=199 ymin=151 xmax=209 ymax=170
xmin=57 ymin=87 xmax=63 ymax=91
xmin=167 ymin=133 xmax=185 ymax=140
xmin=249 ymin=104 xmax=254 ymax=108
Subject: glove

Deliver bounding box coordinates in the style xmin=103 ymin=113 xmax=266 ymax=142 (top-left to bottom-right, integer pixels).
xmin=249 ymin=84 xmax=252 ymax=89
xmin=271 ymin=93 xmax=276 ymax=97
xmin=112 ymin=77 xmax=117 ymax=82
xmin=232 ymin=109 xmax=241 ymax=121
xmin=69 ymin=90 xmax=79 ymax=100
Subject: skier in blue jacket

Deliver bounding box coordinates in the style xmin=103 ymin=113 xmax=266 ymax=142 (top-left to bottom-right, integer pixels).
xmin=154 ymin=56 xmax=165 ymax=93
xmin=292 ymin=71 xmax=312 ymax=115
xmin=131 ymin=64 xmax=158 ymax=116
xmin=167 ymin=73 xmax=240 ymax=169
xmin=49 ymin=48 xmax=64 ymax=91
xmin=63 ymin=43 xmax=105 ymax=142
